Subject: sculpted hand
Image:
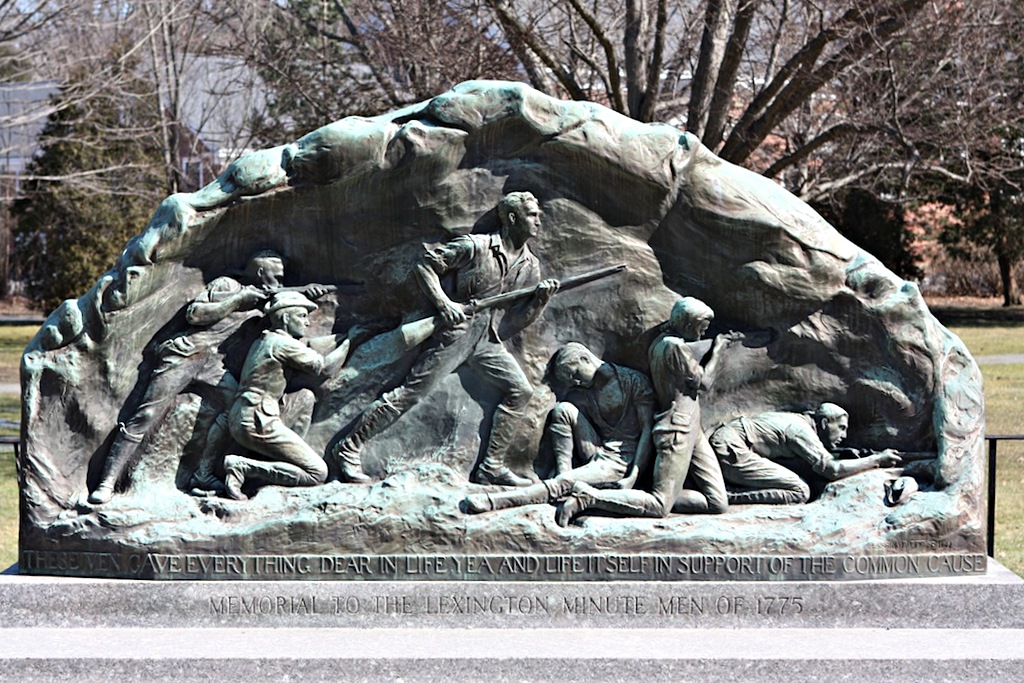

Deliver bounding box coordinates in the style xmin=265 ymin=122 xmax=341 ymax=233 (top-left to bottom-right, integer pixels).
xmin=303 ymin=284 xmax=330 ymax=300
xmin=716 ymin=331 xmax=744 ymax=347
xmin=438 ymin=298 xmax=468 ymax=327
xmin=533 ymin=279 xmax=560 ymax=305
xmin=239 ymin=285 xmax=269 ymax=308
xmin=874 ymin=449 xmax=902 ymax=468
xmin=612 ymin=469 xmax=638 ymax=490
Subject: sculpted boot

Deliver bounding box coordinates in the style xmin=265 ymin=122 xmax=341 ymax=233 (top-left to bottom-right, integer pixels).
xmin=549 ymin=424 xmax=575 ymax=476
xmin=88 ymin=424 xmax=143 ymax=504
xmin=463 ymin=479 xmax=562 ymax=514
xmin=556 ymin=482 xmax=650 ymax=526
xmin=223 ymin=455 xmax=250 ymax=500
xmin=472 ymin=405 xmax=532 ymax=487
xmin=727 ymin=488 xmax=807 ymax=505
xmin=331 ymin=399 xmax=399 ymax=483
xmin=189 ymin=413 xmax=229 ymax=495
xmin=223 ymin=454 xmax=306 ymax=501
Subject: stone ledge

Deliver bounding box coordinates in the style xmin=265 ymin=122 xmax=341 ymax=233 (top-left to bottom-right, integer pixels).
xmin=0 ymin=628 xmax=1022 ymax=682
xmin=0 ymin=558 xmax=1020 ymax=630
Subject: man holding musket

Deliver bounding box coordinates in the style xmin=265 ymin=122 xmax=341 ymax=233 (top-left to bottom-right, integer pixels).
xmin=330 ymin=191 xmax=559 ymax=486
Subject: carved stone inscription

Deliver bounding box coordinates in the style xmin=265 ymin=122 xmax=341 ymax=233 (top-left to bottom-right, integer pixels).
xmin=206 ymin=593 xmax=796 ymax=618
xmin=20 ymin=549 xmax=986 ymax=581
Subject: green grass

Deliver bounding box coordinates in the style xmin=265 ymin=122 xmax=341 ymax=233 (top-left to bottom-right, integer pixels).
xmin=957 ymin=361 xmax=1024 ymax=576
xmin=0 ymin=322 xmax=1019 ymax=575
xmin=0 ymin=448 xmax=16 ymax=569
xmin=948 ymin=324 xmax=1024 ymax=576
xmin=947 ymin=322 xmax=1024 ymax=358
xmin=0 ymin=325 xmax=38 ymax=384
xmin=0 ymin=326 xmax=38 ymax=569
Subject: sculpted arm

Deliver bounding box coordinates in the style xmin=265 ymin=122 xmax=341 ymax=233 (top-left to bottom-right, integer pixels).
xmin=416 ymin=242 xmax=470 ymax=327
xmin=801 ymin=435 xmax=902 ymax=480
xmin=186 ymin=282 xmax=266 ymax=326
xmin=616 ymin=399 xmax=655 ymax=489
xmin=515 ymin=277 xmax=560 ymax=329
xmin=304 ymin=332 xmax=353 ymax=378
xmin=700 ymin=332 xmax=741 ymax=390
xmin=319 ymin=337 xmax=351 ymax=378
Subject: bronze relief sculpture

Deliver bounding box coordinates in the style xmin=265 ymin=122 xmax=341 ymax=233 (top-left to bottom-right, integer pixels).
xmin=19 ymin=82 xmax=985 ymax=581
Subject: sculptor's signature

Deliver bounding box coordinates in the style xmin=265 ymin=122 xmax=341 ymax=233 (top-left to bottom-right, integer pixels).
xmin=888 ymin=539 xmax=954 ymax=550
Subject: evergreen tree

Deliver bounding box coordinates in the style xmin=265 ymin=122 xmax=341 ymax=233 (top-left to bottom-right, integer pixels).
xmin=10 ymin=66 xmax=164 ymax=312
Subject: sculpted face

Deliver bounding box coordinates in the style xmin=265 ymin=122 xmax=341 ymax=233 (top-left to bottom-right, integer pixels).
xmin=668 ymin=298 xmax=714 ymax=341
xmin=282 ymin=308 xmax=310 ymax=339
xmin=102 ymin=265 xmax=145 ymax=312
xmin=668 ymin=313 xmax=711 ymax=341
xmin=561 ymin=351 xmax=600 ymax=388
xmin=820 ymin=414 xmax=849 ymax=449
xmin=519 ymin=198 xmax=543 ymax=237
xmin=258 ymin=258 xmax=285 ymax=288
xmin=507 ymin=197 xmax=543 ymax=243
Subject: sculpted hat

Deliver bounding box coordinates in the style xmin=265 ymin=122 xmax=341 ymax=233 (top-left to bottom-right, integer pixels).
xmin=266 ymin=291 xmax=317 ymax=314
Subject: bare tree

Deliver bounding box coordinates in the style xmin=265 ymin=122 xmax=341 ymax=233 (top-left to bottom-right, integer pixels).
xmin=5 ymin=0 xmax=271 ymax=305
xmin=220 ymin=0 xmax=522 ymax=142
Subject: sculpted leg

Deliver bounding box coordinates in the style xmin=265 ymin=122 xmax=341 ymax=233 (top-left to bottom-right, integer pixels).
xmin=556 ymin=482 xmax=655 ymax=527
xmin=331 ymin=335 xmax=468 ymax=482
xmin=686 ymin=433 xmax=729 ymax=513
xmin=720 ymin=455 xmax=811 ymax=505
xmin=190 ymin=412 xmax=229 ymax=494
xmin=727 ymin=486 xmax=809 ymax=505
xmin=664 ymin=432 xmax=728 ymax=514
xmin=464 ymin=459 xmax=622 ymax=514
xmin=547 ymin=402 xmax=581 ymax=475
xmin=88 ymin=425 xmax=144 ymax=504
xmin=470 ymin=342 xmax=534 ymax=487
xmin=223 ymin=454 xmax=313 ymax=501
xmin=711 ymin=423 xmax=810 ymax=505
xmin=474 ymin=404 xmax=533 ymax=487
xmin=464 ymin=482 xmax=551 ymax=513
xmin=330 ymin=398 xmax=400 ymax=483
xmin=90 ymin=359 xmax=197 ymax=503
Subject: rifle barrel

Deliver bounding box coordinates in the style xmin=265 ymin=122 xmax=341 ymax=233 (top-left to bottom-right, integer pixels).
xmin=271 ymin=284 xmax=339 ymax=293
xmin=467 ymin=263 xmax=626 ymax=313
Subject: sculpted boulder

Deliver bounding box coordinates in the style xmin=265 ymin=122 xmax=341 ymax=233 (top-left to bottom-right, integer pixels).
xmin=18 ymin=81 xmax=984 ymax=580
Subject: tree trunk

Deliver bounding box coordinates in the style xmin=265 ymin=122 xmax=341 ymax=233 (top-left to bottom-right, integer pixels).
xmin=997 ymin=252 xmax=1020 ymax=306
xmin=687 ymin=0 xmax=731 ymax=137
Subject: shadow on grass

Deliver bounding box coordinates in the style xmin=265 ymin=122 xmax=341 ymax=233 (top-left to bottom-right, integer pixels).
xmin=927 ymin=302 xmax=1024 ymax=326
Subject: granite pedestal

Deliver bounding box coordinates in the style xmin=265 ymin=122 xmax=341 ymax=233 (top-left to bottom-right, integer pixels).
xmin=1 ymin=559 xmax=1022 ymax=681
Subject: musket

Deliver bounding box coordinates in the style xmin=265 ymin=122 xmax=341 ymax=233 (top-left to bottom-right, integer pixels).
xmin=462 ymin=262 xmax=627 ymax=315
xmin=270 ymin=284 xmax=338 ymax=294
xmin=402 ymin=263 xmax=627 ymax=340
xmin=832 ymin=447 xmax=937 ymax=462
xmin=268 ymin=281 xmax=366 ymax=296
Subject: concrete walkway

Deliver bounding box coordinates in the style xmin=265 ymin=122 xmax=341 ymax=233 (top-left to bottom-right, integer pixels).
xmin=974 ymin=353 xmax=1024 ymax=365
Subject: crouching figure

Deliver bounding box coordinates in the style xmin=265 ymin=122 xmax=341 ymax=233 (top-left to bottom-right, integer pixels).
xmin=464 ymin=342 xmax=654 ymax=517
xmin=557 ymin=297 xmax=732 ymax=525
xmin=224 ymin=292 xmax=352 ymax=499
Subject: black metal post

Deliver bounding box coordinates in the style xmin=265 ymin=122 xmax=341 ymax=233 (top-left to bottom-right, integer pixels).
xmin=988 ymin=438 xmax=998 ymax=557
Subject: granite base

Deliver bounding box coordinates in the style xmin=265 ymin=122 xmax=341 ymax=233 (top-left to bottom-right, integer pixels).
xmin=0 ymin=559 xmax=1021 ymax=681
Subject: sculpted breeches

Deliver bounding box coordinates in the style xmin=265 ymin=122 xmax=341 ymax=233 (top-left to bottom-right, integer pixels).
xmin=709 ymin=423 xmax=810 ymax=504
xmin=229 ymin=392 xmax=327 ymax=486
